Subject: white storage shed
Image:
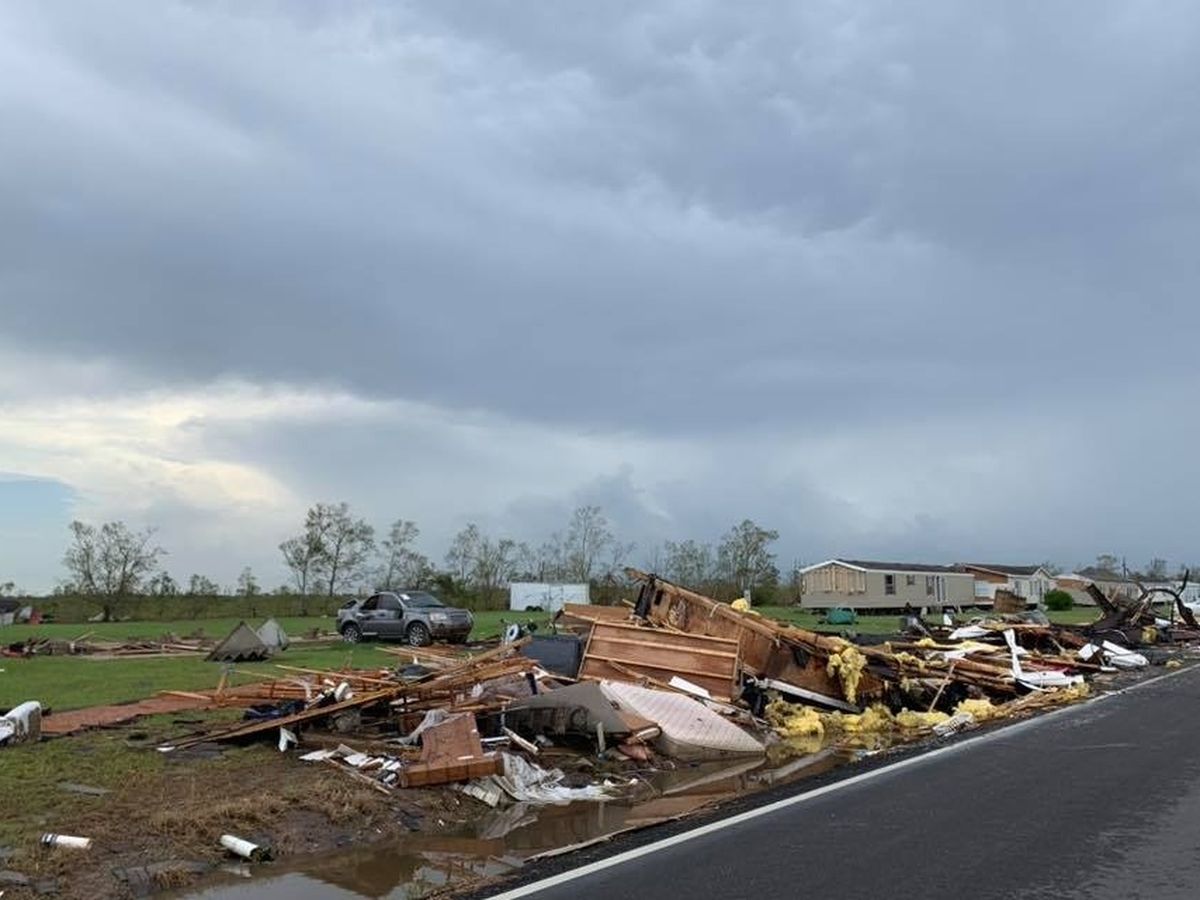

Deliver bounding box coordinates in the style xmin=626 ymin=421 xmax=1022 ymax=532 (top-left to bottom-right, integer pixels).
xmin=509 ymin=582 xmax=590 ymax=612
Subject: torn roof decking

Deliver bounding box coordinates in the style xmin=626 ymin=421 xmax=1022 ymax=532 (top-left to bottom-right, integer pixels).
xmin=578 ymin=621 xmax=740 ymax=702
xmin=628 ymin=568 xmax=882 ymax=702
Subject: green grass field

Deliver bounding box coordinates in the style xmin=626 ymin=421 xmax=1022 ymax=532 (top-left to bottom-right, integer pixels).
xmin=1 ymin=604 xmax=1102 ymax=713
xmin=0 ymin=608 xmax=552 ymax=644
xmin=0 ymin=609 xmax=553 ymax=712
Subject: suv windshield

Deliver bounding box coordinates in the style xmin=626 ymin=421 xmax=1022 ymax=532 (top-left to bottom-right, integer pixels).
xmin=402 ymin=592 xmax=444 ymax=609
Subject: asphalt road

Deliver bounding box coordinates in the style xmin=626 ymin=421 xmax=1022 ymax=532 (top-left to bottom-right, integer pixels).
xmin=490 ymin=665 xmax=1200 ymax=900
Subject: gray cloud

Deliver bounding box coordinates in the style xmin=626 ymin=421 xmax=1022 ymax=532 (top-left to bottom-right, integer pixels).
xmin=2 ymin=1 xmax=1200 ymax=588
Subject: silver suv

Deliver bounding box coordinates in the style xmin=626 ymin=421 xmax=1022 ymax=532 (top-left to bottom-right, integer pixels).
xmin=337 ymin=591 xmax=473 ymax=646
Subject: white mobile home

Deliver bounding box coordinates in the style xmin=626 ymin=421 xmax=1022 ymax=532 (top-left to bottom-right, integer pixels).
xmin=800 ymin=560 xmax=975 ymax=610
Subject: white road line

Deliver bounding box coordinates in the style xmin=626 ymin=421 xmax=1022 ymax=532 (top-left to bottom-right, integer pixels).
xmin=485 ymin=662 xmax=1199 ymax=899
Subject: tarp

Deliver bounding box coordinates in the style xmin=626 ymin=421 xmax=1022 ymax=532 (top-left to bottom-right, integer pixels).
xmin=256 ymin=618 xmax=290 ymax=651
xmin=207 ymin=621 xmax=271 ymax=662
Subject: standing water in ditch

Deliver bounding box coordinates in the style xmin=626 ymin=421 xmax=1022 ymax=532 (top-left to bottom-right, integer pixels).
xmin=177 ymin=749 xmax=851 ymax=899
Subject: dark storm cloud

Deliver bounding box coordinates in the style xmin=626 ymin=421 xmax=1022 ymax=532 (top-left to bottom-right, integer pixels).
xmin=4 ymin=0 xmax=1199 ymax=434
xmin=4 ymin=1 xmax=1200 ymax=590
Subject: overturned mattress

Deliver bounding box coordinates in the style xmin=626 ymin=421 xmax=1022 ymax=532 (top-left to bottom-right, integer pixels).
xmin=599 ymin=681 xmax=764 ymax=761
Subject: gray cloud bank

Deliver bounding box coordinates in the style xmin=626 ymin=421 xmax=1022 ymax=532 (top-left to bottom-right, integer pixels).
xmin=2 ymin=1 xmax=1199 ymax=590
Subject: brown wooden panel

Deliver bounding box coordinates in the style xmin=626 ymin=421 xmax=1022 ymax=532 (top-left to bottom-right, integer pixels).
xmin=578 ymin=622 xmax=740 ymax=701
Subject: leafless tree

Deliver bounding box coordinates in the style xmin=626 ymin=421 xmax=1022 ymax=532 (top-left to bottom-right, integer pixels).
xmin=62 ymin=520 xmax=166 ymax=620
xmin=237 ymin=566 xmax=260 ymax=596
xmin=187 ymin=573 xmax=220 ymax=595
xmin=663 ymin=539 xmax=716 ymax=589
xmin=446 ymin=523 xmax=518 ymax=606
xmin=280 ymin=502 xmax=374 ymax=596
xmin=716 ymin=519 xmax=779 ymax=598
xmin=377 ymin=519 xmax=433 ymax=589
xmin=563 ymin=505 xmax=615 ymax=582
xmin=313 ymin=503 xmax=375 ymax=597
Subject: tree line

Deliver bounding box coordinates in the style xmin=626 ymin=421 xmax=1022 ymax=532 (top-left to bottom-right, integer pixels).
xmin=45 ymin=509 xmax=1194 ymax=623
xmin=51 ymin=503 xmax=785 ymax=619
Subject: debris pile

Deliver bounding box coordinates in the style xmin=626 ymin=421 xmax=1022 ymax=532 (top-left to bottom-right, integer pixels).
xmin=133 ymin=570 xmax=1191 ymax=796
xmin=8 ymin=570 xmax=1198 ymax=883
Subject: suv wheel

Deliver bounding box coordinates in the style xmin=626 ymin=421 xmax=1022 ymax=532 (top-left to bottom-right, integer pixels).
xmin=341 ymin=622 xmax=363 ymax=644
xmin=406 ymin=622 xmax=432 ymax=647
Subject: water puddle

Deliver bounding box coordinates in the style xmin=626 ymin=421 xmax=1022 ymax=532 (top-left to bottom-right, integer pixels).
xmin=178 ymin=749 xmax=852 ymax=899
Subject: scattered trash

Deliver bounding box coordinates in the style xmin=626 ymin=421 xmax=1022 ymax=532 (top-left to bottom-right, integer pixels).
xmin=277 ymin=728 xmax=298 ymax=752
xmin=57 ymin=782 xmax=111 ymax=797
xmin=484 ymin=753 xmax=622 ymax=804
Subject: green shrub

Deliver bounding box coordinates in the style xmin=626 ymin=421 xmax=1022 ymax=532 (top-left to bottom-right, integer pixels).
xmin=1044 ymin=589 xmax=1074 ymax=611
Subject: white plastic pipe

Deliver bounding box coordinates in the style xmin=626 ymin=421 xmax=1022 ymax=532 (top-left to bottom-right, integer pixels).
xmin=220 ymin=834 xmax=269 ymax=861
xmin=41 ymin=833 xmax=91 ymax=849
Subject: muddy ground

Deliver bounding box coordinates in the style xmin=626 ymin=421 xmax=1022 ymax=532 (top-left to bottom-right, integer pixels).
xmin=2 ymin=662 xmax=1179 ymax=900
xmin=0 ymin=712 xmax=509 ymax=900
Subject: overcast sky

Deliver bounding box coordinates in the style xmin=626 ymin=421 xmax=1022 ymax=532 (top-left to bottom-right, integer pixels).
xmin=2 ymin=1 xmax=1199 ymax=592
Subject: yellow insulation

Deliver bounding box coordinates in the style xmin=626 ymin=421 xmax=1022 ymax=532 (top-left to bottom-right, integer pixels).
xmin=895 ymin=709 xmax=950 ymax=730
xmin=826 ymin=644 xmax=867 ymax=703
xmin=954 ymin=697 xmax=1000 ymax=722
xmin=893 ymin=651 xmax=928 ymax=672
xmin=765 ymin=699 xmax=825 ymax=739
xmin=828 ymin=704 xmax=893 ymax=734
xmin=765 ymin=699 xmax=826 ymax=755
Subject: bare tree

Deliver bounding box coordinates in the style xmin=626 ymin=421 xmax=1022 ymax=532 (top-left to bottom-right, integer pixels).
xmin=187 ymin=573 xmax=220 ymax=595
xmin=563 ymin=505 xmax=615 ymax=582
xmin=62 ymin=520 xmax=166 ymax=620
xmin=663 ymin=539 xmax=716 ymax=589
xmin=1094 ymin=553 xmax=1121 ymax=574
xmin=1145 ymin=558 xmax=1169 ymax=580
xmin=280 ymin=502 xmax=374 ymax=596
xmin=280 ymin=532 xmax=322 ymax=594
xmin=446 ymin=523 xmax=518 ymax=606
xmin=640 ymin=542 xmax=664 ymax=576
xmin=237 ymin=566 xmax=260 ymax=596
xmin=716 ymin=519 xmax=779 ymax=598
xmin=314 ymin=503 xmax=375 ymax=597
xmin=446 ymin=523 xmax=481 ymax=585
xmin=147 ymin=571 xmax=178 ymax=596
xmin=376 ymin=519 xmax=433 ymax=589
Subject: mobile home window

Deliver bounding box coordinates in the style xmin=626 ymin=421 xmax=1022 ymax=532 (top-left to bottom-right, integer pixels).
xmin=884 ymin=574 xmax=896 ymax=595
xmin=925 ymin=576 xmax=934 ymax=596
xmin=905 ymin=574 xmax=916 ymax=586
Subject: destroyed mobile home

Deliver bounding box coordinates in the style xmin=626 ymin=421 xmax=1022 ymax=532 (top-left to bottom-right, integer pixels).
xmin=135 ymin=572 xmax=1200 ymax=773
xmin=5 ymin=570 xmax=1199 ymax=886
